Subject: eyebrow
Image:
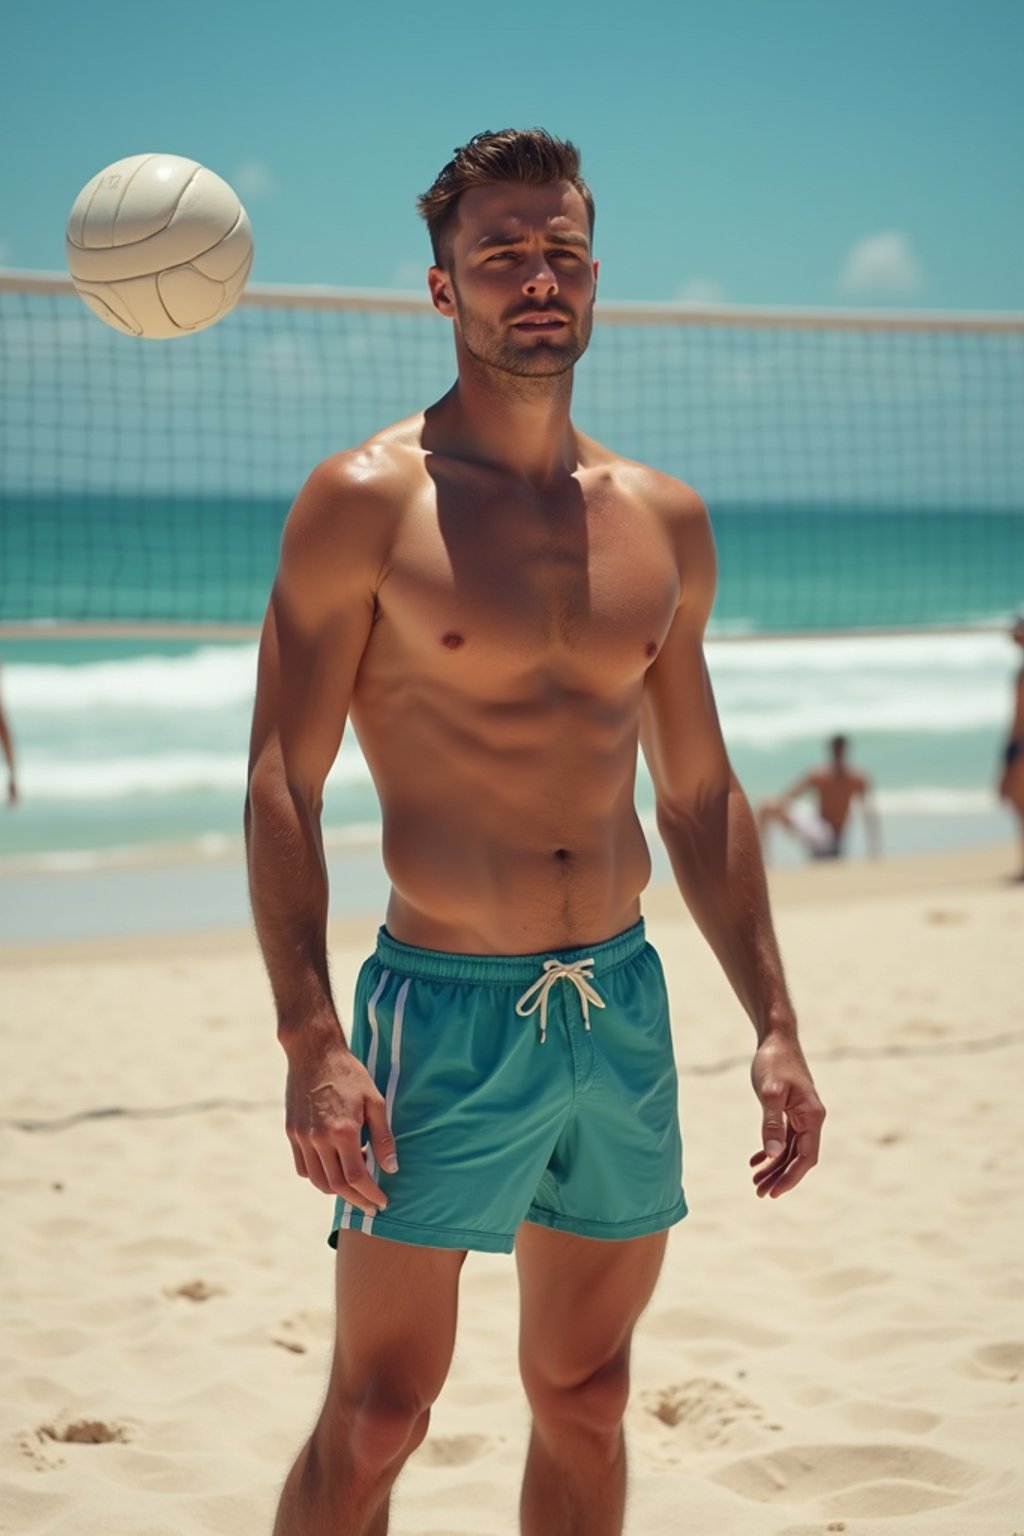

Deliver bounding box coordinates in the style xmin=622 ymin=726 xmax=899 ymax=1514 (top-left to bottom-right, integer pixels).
xmin=473 ymin=230 xmax=590 ymax=252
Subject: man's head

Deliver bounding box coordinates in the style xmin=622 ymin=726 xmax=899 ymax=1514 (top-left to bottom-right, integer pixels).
xmin=418 ymin=129 xmax=598 ymax=381
xmin=418 ymin=129 xmax=594 ymax=270
xmin=829 ymin=734 xmax=849 ymax=763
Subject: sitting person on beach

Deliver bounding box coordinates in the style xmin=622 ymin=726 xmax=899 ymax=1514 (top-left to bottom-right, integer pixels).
xmin=757 ymin=735 xmax=879 ymax=861
xmin=997 ymin=614 xmax=1024 ymax=880
xmin=245 ymin=128 xmax=825 ymax=1536
xmin=0 ymin=660 xmax=17 ymax=806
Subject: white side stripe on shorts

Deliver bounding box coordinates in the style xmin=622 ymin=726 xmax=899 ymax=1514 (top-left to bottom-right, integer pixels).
xmin=340 ymin=967 xmax=390 ymax=1232
xmin=361 ymin=975 xmax=409 ymax=1237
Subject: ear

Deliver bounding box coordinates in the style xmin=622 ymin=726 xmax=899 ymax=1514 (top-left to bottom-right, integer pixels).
xmin=592 ymin=258 xmax=599 ymax=292
xmin=428 ymin=266 xmax=456 ymax=317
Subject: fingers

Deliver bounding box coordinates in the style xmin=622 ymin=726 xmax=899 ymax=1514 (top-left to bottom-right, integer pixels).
xmin=364 ymin=1096 xmax=399 ymax=1175
xmin=759 ymin=1102 xmax=788 ymax=1162
xmin=750 ymin=1118 xmax=822 ymax=1198
xmin=290 ymin=1126 xmax=390 ymax=1215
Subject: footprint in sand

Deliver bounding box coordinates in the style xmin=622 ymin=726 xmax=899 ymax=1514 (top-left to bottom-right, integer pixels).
xmin=29 ymin=1415 xmax=133 ymax=1462
xmin=713 ymin=1442 xmax=983 ymax=1517
xmin=638 ymin=1378 xmax=775 ymax=1458
xmin=42 ymin=1419 xmax=130 ymax=1444
xmin=270 ymin=1311 xmax=333 ymax=1354
xmin=959 ymin=1340 xmax=1024 ymax=1382
xmin=164 ymin=1279 xmax=226 ymax=1302
xmin=414 ymin=1433 xmax=504 ymax=1467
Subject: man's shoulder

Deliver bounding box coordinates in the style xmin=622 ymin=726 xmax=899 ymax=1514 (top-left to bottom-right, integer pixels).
xmin=285 ymin=419 xmax=425 ymax=543
xmin=277 ymin=420 xmax=426 ymax=591
xmin=585 ymin=444 xmax=708 ymax=519
xmin=304 ymin=416 xmax=427 ymax=508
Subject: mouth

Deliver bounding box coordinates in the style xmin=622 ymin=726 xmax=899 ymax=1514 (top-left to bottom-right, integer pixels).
xmin=510 ymin=312 xmax=571 ymax=332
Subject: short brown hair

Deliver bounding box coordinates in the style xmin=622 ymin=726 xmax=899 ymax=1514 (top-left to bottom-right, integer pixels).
xmin=417 ymin=128 xmax=595 ymax=267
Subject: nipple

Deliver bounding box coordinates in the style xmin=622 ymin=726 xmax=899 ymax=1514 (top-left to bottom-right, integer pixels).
xmin=645 ymin=640 xmax=658 ymax=658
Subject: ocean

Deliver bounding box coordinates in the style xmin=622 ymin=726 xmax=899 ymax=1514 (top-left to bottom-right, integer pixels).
xmin=2 ymin=495 xmax=1023 ymax=634
xmin=1 ymin=496 xmax=1022 ymax=939
xmin=0 ymin=626 xmax=1016 ymax=901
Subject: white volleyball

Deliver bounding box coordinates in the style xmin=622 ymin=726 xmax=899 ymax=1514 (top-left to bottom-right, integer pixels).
xmin=65 ymin=153 xmax=253 ymax=339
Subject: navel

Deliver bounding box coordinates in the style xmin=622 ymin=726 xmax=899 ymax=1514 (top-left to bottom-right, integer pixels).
xmin=441 ymin=631 xmax=465 ymax=650
xmin=553 ymin=847 xmax=572 ymax=863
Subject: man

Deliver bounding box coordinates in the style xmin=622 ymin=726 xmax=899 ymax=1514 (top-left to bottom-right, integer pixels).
xmin=245 ymin=129 xmax=825 ymax=1536
xmin=757 ymin=734 xmax=878 ymax=862
xmin=0 ymin=659 xmax=17 ymax=806
xmin=997 ymin=614 xmax=1024 ymax=879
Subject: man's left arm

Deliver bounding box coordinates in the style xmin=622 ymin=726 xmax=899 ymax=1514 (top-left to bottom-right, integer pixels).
xmin=639 ymin=493 xmax=825 ymax=1197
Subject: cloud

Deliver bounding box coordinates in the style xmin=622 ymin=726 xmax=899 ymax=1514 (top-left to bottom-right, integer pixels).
xmin=838 ymin=231 xmax=924 ymax=297
xmin=230 ymin=161 xmax=275 ymax=201
xmin=674 ymin=276 xmax=728 ymax=305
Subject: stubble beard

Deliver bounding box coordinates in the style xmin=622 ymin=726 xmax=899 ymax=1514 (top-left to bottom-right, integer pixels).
xmin=453 ymin=289 xmax=594 ymax=383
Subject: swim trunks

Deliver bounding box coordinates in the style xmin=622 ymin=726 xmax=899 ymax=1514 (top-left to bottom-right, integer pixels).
xmin=329 ymin=920 xmax=687 ymax=1254
xmin=790 ymin=802 xmax=842 ymax=859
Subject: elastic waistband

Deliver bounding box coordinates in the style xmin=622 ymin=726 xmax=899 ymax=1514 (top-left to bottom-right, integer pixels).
xmin=374 ymin=920 xmax=647 ymax=985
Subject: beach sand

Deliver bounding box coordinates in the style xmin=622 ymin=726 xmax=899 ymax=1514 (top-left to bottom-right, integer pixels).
xmin=2 ymin=844 xmax=1022 ymax=1534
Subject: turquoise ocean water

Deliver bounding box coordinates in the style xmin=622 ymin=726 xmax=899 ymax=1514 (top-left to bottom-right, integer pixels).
xmin=1 ymin=499 xmax=1021 ymax=937
xmin=2 ymin=495 xmax=1023 ymax=634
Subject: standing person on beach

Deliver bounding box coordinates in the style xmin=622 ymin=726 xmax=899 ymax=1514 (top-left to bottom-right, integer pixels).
xmin=0 ymin=660 xmax=18 ymax=806
xmin=246 ymin=129 xmax=826 ymax=1536
xmin=997 ymin=614 xmax=1024 ymax=879
xmin=756 ymin=734 xmax=879 ymax=862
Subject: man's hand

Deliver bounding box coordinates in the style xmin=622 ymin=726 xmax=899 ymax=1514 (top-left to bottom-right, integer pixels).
xmin=284 ymin=1035 xmax=398 ymax=1216
xmin=749 ymin=1032 xmax=825 ymax=1198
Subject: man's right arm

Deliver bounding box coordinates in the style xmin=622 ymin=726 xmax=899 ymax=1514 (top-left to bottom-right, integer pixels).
xmin=858 ymin=776 xmax=882 ymax=857
xmin=778 ymin=772 xmax=813 ymax=807
xmin=245 ymin=452 xmax=398 ymax=1216
xmin=0 ymin=663 xmax=17 ymax=805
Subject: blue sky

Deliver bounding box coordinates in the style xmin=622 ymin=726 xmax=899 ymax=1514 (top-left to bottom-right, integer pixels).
xmin=2 ymin=0 xmax=1022 ymax=310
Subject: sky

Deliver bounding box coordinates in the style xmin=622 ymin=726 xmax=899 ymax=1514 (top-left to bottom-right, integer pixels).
xmin=2 ymin=0 xmax=1023 ymax=311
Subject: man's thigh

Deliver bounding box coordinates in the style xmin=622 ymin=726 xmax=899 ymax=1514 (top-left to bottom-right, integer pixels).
xmin=326 ymin=1230 xmax=466 ymax=1406
xmin=515 ymin=1224 xmax=668 ymax=1390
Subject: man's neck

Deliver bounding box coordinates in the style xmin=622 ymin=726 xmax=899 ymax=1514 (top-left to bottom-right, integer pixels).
xmin=435 ymin=356 xmax=580 ymax=489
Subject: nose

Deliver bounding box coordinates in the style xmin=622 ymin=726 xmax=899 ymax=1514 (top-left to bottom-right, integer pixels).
xmin=523 ymin=257 xmax=558 ymax=298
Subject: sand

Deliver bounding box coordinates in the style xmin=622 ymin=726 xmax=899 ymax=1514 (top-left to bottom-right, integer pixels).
xmin=2 ymin=844 xmax=1022 ymax=1535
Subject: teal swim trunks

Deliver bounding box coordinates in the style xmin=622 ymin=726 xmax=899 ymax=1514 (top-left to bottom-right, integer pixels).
xmin=329 ymin=919 xmax=687 ymax=1254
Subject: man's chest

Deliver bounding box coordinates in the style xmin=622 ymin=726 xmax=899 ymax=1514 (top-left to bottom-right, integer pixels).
xmin=375 ymin=483 xmax=680 ymax=681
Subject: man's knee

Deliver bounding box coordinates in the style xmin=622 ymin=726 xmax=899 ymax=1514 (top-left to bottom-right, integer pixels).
xmin=523 ymin=1352 xmax=631 ymax=1447
xmin=320 ymin=1386 xmax=433 ymax=1479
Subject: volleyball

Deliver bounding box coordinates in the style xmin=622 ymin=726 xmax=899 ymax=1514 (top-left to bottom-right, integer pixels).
xmin=65 ymin=153 xmax=253 ymax=339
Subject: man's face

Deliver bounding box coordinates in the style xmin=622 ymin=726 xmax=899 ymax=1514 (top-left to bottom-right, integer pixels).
xmin=430 ymin=181 xmax=597 ymax=378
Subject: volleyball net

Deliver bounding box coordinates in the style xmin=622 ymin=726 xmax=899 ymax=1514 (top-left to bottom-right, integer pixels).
xmin=1 ymin=270 xmax=1022 ymax=638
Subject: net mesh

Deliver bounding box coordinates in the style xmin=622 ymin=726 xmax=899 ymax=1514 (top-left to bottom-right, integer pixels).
xmin=2 ymin=275 xmax=1022 ymax=636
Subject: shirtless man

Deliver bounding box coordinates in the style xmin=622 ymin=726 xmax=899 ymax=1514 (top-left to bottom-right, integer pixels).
xmin=757 ymin=735 xmax=878 ymax=862
xmin=245 ymin=129 xmax=825 ymax=1536
xmin=0 ymin=660 xmax=17 ymax=806
xmin=997 ymin=615 xmax=1024 ymax=879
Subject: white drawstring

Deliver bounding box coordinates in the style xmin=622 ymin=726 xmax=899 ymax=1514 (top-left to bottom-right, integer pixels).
xmin=514 ymin=958 xmax=606 ymax=1044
